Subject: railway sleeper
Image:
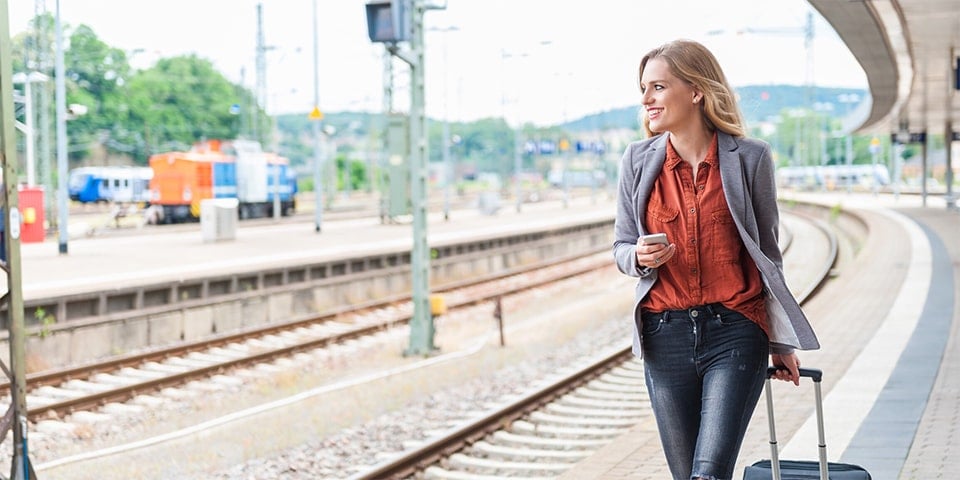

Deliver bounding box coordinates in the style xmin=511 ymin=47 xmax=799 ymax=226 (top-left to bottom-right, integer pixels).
xmin=108 ymin=368 xmax=165 ymax=385
xmin=89 ymin=372 xmax=142 ymax=387
xmin=598 ymin=372 xmax=647 ymax=386
xmin=527 ymin=411 xmax=640 ymax=428
xmin=424 ymin=465 xmax=553 ymax=480
xmin=609 ymin=365 xmax=646 ymax=378
xmin=510 ymin=419 xmax=628 ymax=438
xmin=29 ymin=386 xmax=83 ymax=403
xmin=61 ymin=379 xmax=113 ymax=393
xmin=544 ymin=402 xmax=646 ymax=418
xmin=490 ymin=430 xmax=610 ymax=449
xmin=572 ymin=387 xmax=645 ymax=401
xmin=558 ymin=395 xmax=646 ymax=410
xmin=468 ymin=440 xmax=590 ymax=461
xmin=445 ymin=452 xmax=571 ymax=473
xmin=583 ymin=380 xmax=638 ymax=393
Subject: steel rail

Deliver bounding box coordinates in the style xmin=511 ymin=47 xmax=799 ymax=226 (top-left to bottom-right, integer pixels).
xmin=21 ymin=251 xmax=615 ymax=420
xmin=352 ymin=347 xmax=634 ymax=480
xmin=2 ymin=242 xmax=612 ymax=396
xmin=348 ymin=208 xmax=849 ymax=480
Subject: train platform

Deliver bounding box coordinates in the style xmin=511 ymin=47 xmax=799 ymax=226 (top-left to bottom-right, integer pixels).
xmin=17 ymin=194 xmax=616 ymax=300
xmin=559 ymin=193 xmax=959 ymax=480
xmin=13 ymin=191 xmax=958 ymax=479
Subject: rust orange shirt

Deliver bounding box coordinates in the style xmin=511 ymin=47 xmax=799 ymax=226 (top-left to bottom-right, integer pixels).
xmin=640 ymin=133 xmax=768 ymax=332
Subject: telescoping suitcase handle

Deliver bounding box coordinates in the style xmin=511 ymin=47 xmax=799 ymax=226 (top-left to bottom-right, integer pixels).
xmin=764 ymin=367 xmax=828 ymax=480
xmin=768 ymin=366 xmax=823 ymax=382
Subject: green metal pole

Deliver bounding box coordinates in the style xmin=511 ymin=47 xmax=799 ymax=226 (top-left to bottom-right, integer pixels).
xmin=312 ymin=0 xmax=324 ymax=233
xmin=1 ymin=1 xmax=34 ymax=477
xmin=405 ymin=0 xmax=435 ymax=356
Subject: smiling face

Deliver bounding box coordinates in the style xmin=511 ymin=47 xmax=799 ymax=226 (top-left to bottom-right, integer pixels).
xmin=639 ymin=57 xmax=702 ymax=135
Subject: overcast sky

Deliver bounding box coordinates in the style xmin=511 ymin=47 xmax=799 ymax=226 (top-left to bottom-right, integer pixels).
xmin=8 ymin=0 xmax=868 ymax=126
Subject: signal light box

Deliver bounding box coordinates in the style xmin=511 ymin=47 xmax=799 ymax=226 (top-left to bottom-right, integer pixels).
xmin=365 ymin=0 xmax=409 ymax=43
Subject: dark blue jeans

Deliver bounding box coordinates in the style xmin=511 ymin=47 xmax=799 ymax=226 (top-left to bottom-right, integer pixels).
xmin=641 ymin=304 xmax=769 ymax=480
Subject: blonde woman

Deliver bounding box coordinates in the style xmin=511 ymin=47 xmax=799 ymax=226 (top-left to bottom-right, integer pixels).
xmin=612 ymin=39 xmax=820 ymax=480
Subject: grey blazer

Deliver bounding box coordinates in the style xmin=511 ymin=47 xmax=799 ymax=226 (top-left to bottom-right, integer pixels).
xmin=613 ymin=131 xmax=820 ymax=357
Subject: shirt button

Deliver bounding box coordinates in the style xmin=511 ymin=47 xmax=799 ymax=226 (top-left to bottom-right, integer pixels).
xmin=691 ymin=268 xmax=698 ymax=273
xmin=691 ymin=310 xmax=699 ymax=318
xmin=698 ymin=185 xmax=705 ymax=190
xmin=689 ymin=208 xmax=696 ymax=214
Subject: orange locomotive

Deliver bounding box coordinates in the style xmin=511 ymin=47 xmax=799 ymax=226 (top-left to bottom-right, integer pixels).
xmin=148 ymin=139 xmax=296 ymax=223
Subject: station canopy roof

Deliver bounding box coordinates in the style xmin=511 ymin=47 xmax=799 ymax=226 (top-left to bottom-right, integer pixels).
xmin=810 ymin=0 xmax=960 ymax=136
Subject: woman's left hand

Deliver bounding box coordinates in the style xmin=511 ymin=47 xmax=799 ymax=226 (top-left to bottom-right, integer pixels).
xmin=771 ymin=353 xmax=801 ymax=386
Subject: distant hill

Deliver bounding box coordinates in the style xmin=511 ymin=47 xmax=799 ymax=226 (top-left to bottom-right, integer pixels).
xmin=276 ymin=110 xmax=383 ymax=137
xmin=273 ymin=84 xmax=871 ymax=169
xmin=560 ymin=84 xmax=868 ymax=132
xmin=735 ymin=84 xmax=867 ymax=124
xmin=277 ymin=85 xmax=867 ymax=134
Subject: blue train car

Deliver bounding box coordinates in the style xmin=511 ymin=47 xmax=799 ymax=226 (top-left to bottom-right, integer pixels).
xmin=69 ymin=167 xmax=106 ymax=202
xmin=68 ymin=166 xmax=153 ymax=203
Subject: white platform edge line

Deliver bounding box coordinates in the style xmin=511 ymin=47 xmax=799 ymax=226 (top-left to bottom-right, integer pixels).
xmin=780 ymin=207 xmax=931 ymax=460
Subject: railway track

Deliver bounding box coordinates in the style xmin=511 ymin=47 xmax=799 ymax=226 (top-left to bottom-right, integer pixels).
xmin=13 ymin=206 xmax=848 ymax=480
xmin=349 ymin=209 xmax=848 ymax=480
xmin=2 ymin=248 xmax=614 ymax=422
xmin=65 ymin=192 xmax=492 ymax=239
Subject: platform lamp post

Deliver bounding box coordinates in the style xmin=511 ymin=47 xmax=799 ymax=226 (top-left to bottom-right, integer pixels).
xmin=513 ymin=122 xmax=523 ymax=212
xmin=893 ymin=127 xmax=909 ymax=201
xmin=12 ymin=72 xmax=48 ymax=187
xmin=500 ymin=48 xmax=528 ymax=213
xmin=366 ymin=0 xmax=446 ymax=356
xmin=838 ymin=93 xmax=860 ymax=193
xmin=869 ymin=136 xmax=881 ymax=196
xmin=427 ymin=25 xmax=458 ymax=221
xmin=501 ymin=41 xmax=551 ymax=213
xmin=812 ymin=102 xmax=832 ymax=166
xmin=54 ymin=0 xmax=70 ymax=255
xmin=311 ymin=0 xmax=324 ymax=232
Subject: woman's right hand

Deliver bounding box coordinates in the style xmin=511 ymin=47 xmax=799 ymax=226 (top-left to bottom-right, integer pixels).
xmin=771 ymin=353 xmax=801 ymax=386
xmin=636 ymin=242 xmax=676 ymax=269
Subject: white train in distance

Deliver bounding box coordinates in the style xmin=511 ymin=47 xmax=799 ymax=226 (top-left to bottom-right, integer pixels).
xmin=776 ymin=164 xmax=891 ymax=190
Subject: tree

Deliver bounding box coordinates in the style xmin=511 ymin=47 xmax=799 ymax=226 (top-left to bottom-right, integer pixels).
xmin=15 ymin=14 xmax=264 ymax=163
xmin=123 ymin=55 xmax=251 ymax=159
xmin=63 ymin=24 xmax=135 ymax=160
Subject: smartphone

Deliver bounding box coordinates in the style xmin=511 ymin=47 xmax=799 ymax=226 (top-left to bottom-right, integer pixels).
xmin=640 ymin=233 xmax=668 ymax=245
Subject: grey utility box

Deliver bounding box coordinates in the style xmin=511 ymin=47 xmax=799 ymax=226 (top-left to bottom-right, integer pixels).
xmin=200 ymin=198 xmax=239 ymax=242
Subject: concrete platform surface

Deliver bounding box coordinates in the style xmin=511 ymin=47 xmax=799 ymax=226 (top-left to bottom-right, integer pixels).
xmin=559 ymin=193 xmax=959 ymax=480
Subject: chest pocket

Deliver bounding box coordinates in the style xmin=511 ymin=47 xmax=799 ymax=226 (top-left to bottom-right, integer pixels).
xmin=646 ymin=204 xmax=678 ymax=234
xmin=711 ymin=208 xmax=741 ymax=264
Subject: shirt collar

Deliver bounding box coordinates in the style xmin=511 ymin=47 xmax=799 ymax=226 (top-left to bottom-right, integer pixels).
xmin=664 ymin=132 xmax=719 ymax=170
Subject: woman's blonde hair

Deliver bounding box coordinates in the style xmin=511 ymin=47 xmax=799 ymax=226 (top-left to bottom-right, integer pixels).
xmin=638 ymin=39 xmax=745 ymax=138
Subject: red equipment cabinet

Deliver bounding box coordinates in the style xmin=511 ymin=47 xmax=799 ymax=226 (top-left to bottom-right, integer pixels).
xmin=18 ymin=186 xmax=45 ymax=243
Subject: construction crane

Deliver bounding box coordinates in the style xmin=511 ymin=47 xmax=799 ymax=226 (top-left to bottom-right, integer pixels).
xmin=709 ymin=11 xmax=817 ymax=167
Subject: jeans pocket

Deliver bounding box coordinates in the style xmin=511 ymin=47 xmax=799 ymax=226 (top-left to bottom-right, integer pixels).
xmin=715 ymin=310 xmax=751 ymax=327
xmin=641 ymin=316 xmax=664 ymax=336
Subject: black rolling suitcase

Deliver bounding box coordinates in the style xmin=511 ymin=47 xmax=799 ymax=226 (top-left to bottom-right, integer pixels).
xmin=743 ymin=367 xmax=872 ymax=479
